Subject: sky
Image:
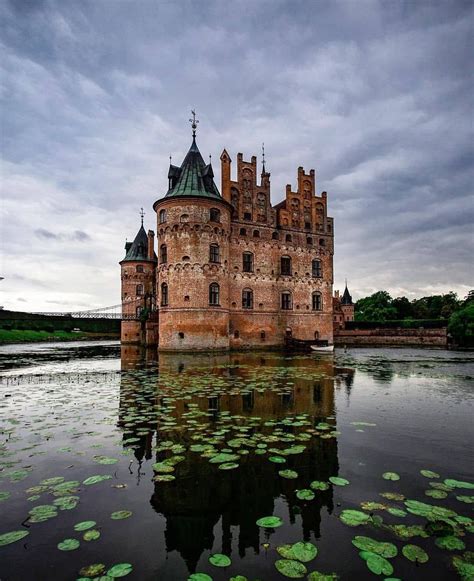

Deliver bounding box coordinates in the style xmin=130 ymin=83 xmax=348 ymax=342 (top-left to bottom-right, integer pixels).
xmin=1 ymin=0 xmax=473 ymax=312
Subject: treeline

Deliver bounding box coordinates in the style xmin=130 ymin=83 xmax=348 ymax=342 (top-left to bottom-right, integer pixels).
xmin=354 ymin=291 xmax=474 ymax=347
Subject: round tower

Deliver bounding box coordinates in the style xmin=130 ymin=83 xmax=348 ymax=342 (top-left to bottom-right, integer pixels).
xmin=119 ymin=220 xmax=157 ymax=344
xmin=153 ymin=126 xmax=232 ymax=351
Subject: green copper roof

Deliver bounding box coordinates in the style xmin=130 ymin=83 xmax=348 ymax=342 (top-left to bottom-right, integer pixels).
xmin=121 ymin=225 xmax=156 ymax=263
xmin=165 ymin=137 xmax=221 ymax=200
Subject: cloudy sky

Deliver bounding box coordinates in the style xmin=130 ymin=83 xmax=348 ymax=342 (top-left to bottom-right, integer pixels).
xmin=1 ymin=0 xmax=473 ymax=312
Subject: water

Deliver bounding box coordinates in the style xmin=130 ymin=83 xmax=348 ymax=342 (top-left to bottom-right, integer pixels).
xmin=0 ymin=342 xmax=473 ymax=580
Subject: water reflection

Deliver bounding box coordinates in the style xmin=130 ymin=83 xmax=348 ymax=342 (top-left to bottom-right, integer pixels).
xmin=119 ymin=347 xmax=341 ymax=574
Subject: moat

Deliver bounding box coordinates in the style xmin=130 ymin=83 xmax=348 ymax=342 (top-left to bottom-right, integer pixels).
xmin=0 ymin=342 xmax=473 ymax=580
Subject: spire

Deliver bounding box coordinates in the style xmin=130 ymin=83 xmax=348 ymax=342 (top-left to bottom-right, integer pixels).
xmin=189 ymin=109 xmax=199 ymax=138
xmin=140 ymin=207 xmax=145 ymax=226
xmin=262 ymin=142 xmax=266 ymax=174
xmin=341 ymin=281 xmax=353 ymax=305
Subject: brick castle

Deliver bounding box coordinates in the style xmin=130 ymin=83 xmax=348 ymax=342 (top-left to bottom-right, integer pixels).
xmin=120 ymin=116 xmax=342 ymax=351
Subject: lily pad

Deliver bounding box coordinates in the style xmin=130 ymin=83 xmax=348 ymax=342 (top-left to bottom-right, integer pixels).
xmin=452 ymin=553 xmax=474 ymax=581
xmin=366 ymin=553 xmax=394 ymax=576
xmin=352 ymin=536 xmax=397 ymax=558
xmin=74 ymin=520 xmax=96 ymax=531
xmin=79 ymin=563 xmax=106 ymax=577
xmin=296 ymin=489 xmax=315 ymax=501
xmin=402 ymin=544 xmax=429 ymax=563
xmin=57 ymin=538 xmax=80 ymax=551
xmin=83 ymin=529 xmax=101 ymax=541
xmin=277 ymin=542 xmax=318 ymax=562
xmin=110 ymin=510 xmax=132 ymax=520
xmin=339 ymin=509 xmax=371 ymax=527
xmin=329 ymin=476 xmax=349 ymax=486
xmin=306 ymin=573 xmax=339 ymax=580
xmin=107 ymin=563 xmax=133 ymax=577
xmin=279 ymin=469 xmax=298 ymax=479
xmin=256 ymin=515 xmax=283 ymax=528
xmin=435 ymin=536 xmax=465 ymax=551
xmin=218 ymin=462 xmax=239 ymax=470
xmin=444 ymin=479 xmax=474 ymax=489
xmin=209 ymin=553 xmax=231 ymax=567
xmin=382 ymin=472 xmax=400 ymax=481
xmin=420 ymin=469 xmax=440 ymax=478
xmin=0 ymin=530 xmax=29 ymax=546
xmin=188 ymin=575 xmax=213 ymax=581
xmin=275 ymin=559 xmax=307 ymax=578
xmin=83 ymin=475 xmax=112 ymax=486
xmin=310 ymin=481 xmax=330 ymax=491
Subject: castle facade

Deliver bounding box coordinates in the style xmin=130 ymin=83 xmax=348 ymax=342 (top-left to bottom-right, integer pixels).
xmin=120 ymin=122 xmax=334 ymax=351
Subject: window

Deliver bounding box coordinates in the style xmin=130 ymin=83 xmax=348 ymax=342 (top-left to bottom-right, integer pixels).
xmin=239 ymin=228 xmax=247 ymax=236
xmin=234 ymin=330 xmax=240 ymax=339
xmin=178 ymin=332 xmax=184 ymax=339
xmin=182 ymin=256 xmax=190 ymax=261
xmin=286 ymin=234 xmax=292 ymax=242
xmin=305 ymin=222 xmax=311 ymax=230
xmin=280 ymin=255 xmax=292 ymax=276
xmin=312 ymin=259 xmax=322 ymax=277
xmin=242 ymin=252 xmax=254 ymax=273
xmin=319 ymin=238 xmax=325 ymax=247
xmin=244 ymin=212 xmax=251 ymax=220
xmin=180 ymin=213 xmax=189 ymax=223
xmin=160 ymin=244 xmax=167 ymax=263
xmin=161 ymin=283 xmax=168 ymax=306
xmin=242 ymin=289 xmax=253 ymax=309
xmin=312 ymin=291 xmax=322 ymax=311
xmin=159 ymin=209 xmax=167 ymax=224
xmin=136 ymin=306 xmax=142 ymax=317
xmin=210 ymin=208 xmax=221 ymax=222
xmin=136 ymin=284 xmax=144 ymax=296
xmin=209 ymin=282 xmax=220 ymax=305
xmin=281 ymin=292 xmax=292 ymax=310
xmin=209 ymin=244 xmax=220 ymax=263
xmin=136 ymin=265 xmax=144 ymax=273
xmin=260 ymin=331 xmax=266 ymax=340
xmin=307 ymin=237 xmax=313 ymax=246
xmin=253 ymin=230 xmax=260 ymax=238
xmin=272 ymin=231 xmax=279 ymax=240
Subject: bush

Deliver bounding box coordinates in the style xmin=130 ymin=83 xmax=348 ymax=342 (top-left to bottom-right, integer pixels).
xmin=448 ymin=304 xmax=474 ymax=347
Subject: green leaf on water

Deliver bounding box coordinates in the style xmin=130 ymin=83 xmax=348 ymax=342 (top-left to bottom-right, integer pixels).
xmin=74 ymin=520 xmax=96 ymax=531
xmin=352 ymin=536 xmax=397 ymax=558
xmin=279 ymin=469 xmax=298 ymax=479
xmin=78 ymin=563 xmax=106 ymax=577
xmin=0 ymin=530 xmax=29 ymax=546
xmin=296 ymin=489 xmax=315 ymax=501
xmin=420 ymin=469 xmax=440 ymax=479
xmin=444 ymin=479 xmax=474 ymax=489
xmin=83 ymin=475 xmax=112 ymax=486
xmin=388 ymin=524 xmax=428 ymax=539
xmin=256 ymin=515 xmax=283 ymax=528
xmin=57 ymin=538 xmax=80 ymax=551
xmin=382 ymin=472 xmax=400 ymax=481
xmin=306 ymin=572 xmax=339 ymax=580
xmin=452 ymin=553 xmax=474 ymax=581
xmin=53 ymin=495 xmax=79 ymax=510
xmin=402 ymin=544 xmax=429 ymax=563
xmin=275 ymin=559 xmax=307 ymax=578
xmin=425 ymin=489 xmax=447 ymax=499
xmin=110 ymin=510 xmax=132 ymax=520
xmin=83 ymin=529 xmax=100 ymax=541
xmin=366 ymin=553 xmax=394 ymax=576
xmin=339 ymin=510 xmax=371 ymax=527
xmin=269 ymin=456 xmax=286 ymax=464
xmin=380 ymin=492 xmax=405 ymax=501
xmin=188 ymin=575 xmax=213 ymax=581
xmin=329 ymin=476 xmax=349 ymax=486
xmin=277 ymin=542 xmax=318 ymax=562
xmin=456 ymin=495 xmax=474 ymax=504
xmin=106 ymin=563 xmax=133 ymax=577
xmin=209 ymin=453 xmax=240 ymax=464
xmin=310 ymin=481 xmax=330 ymax=491
xmin=218 ymin=462 xmax=239 ymax=470
xmin=209 ymin=553 xmax=231 ymax=567
xmin=387 ymin=508 xmax=407 ymax=518
xmin=435 ymin=536 xmax=465 ymax=551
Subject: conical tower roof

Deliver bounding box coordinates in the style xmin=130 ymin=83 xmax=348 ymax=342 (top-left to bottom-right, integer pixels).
xmin=165 ymin=137 xmax=221 ymax=200
xmin=121 ymin=225 xmax=156 ymax=263
xmin=341 ymin=283 xmax=353 ymax=305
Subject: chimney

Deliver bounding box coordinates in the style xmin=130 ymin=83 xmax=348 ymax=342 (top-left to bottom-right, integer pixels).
xmin=147 ymin=230 xmax=155 ymax=260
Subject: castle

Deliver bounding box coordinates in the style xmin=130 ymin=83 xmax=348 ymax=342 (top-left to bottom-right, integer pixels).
xmin=120 ymin=116 xmax=336 ymax=351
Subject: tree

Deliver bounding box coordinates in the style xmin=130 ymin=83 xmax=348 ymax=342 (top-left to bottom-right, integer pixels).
xmin=355 ymin=291 xmax=397 ymax=322
xmin=392 ymin=296 xmax=413 ymax=319
xmin=448 ymin=304 xmax=474 ymax=347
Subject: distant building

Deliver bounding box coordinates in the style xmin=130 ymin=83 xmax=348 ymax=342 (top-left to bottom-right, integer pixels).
xmin=333 ymin=284 xmax=355 ymax=331
xmin=120 ymin=119 xmax=335 ymax=351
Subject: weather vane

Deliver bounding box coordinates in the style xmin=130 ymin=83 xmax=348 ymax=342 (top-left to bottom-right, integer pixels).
xmin=262 ymin=142 xmax=266 ymax=172
xmin=139 ymin=207 xmax=145 ymax=226
xmin=189 ymin=109 xmax=199 ymax=137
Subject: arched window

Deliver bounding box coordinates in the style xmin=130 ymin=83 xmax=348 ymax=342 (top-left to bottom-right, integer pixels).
xmin=210 ymin=208 xmax=221 ymax=222
xmin=281 ymin=291 xmax=292 ymax=310
xmin=242 ymin=252 xmax=253 ymax=273
xmin=209 ymin=244 xmax=220 ymax=263
xmin=312 ymin=259 xmax=322 ymax=277
xmin=159 ymin=209 xmax=167 ymax=224
xmin=239 ymin=227 xmax=247 ymax=236
xmin=160 ymin=244 xmax=167 ymax=263
xmin=272 ymin=231 xmax=279 ymax=240
xmin=209 ymin=283 xmax=220 ymax=306
xmin=136 ymin=306 xmax=142 ymax=317
xmin=180 ymin=213 xmax=189 ymax=223
xmin=161 ymin=283 xmax=168 ymax=306
xmin=242 ymin=288 xmax=253 ymax=309
xmin=136 ymin=265 xmax=144 ymax=273
xmin=280 ymin=255 xmax=292 ymax=276
xmin=243 ymin=212 xmax=252 ymax=221
xmin=312 ymin=291 xmax=322 ymax=311
xmin=136 ymin=284 xmax=144 ymax=296
xmin=285 ymin=234 xmax=292 ymax=242
xmin=253 ymin=229 xmax=260 ymax=238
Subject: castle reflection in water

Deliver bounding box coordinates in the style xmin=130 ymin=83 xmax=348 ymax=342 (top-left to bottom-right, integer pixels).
xmin=119 ymin=346 xmax=355 ymax=573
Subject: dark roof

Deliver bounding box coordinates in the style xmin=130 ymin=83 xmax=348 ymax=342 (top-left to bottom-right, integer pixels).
xmin=121 ymin=225 xmax=156 ymax=263
xmin=165 ymin=137 xmax=221 ymax=200
xmin=341 ymin=284 xmax=353 ymax=305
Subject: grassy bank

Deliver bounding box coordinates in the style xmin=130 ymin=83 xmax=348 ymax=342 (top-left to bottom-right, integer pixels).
xmin=0 ymin=329 xmax=119 ymax=344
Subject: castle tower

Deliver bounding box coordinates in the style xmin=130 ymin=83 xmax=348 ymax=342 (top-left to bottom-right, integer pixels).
xmin=340 ymin=282 xmax=354 ymax=323
xmin=153 ymin=115 xmax=232 ymax=351
xmin=119 ymin=216 xmax=157 ymax=344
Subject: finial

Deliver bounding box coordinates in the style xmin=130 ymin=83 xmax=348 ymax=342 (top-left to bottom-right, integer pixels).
xmin=262 ymin=142 xmax=266 ymax=173
xmin=140 ymin=207 xmax=145 ymax=226
xmin=169 ymin=154 xmax=172 ymax=165
xmin=345 ymin=278 xmax=348 ymax=288
xmin=209 ymin=154 xmax=212 ymax=164
xmin=189 ymin=109 xmax=199 ymax=137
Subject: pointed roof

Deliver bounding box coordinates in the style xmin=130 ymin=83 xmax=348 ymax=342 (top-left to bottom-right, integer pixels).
xmin=121 ymin=225 xmax=156 ymax=263
xmin=165 ymin=137 xmax=221 ymax=200
xmin=341 ymin=283 xmax=353 ymax=305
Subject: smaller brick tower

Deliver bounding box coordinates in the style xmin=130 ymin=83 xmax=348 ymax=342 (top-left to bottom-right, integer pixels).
xmin=340 ymin=283 xmax=354 ymax=322
xmin=333 ymin=282 xmax=354 ymax=331
xmin=120 ymin=214 xmax=157 ymax=344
